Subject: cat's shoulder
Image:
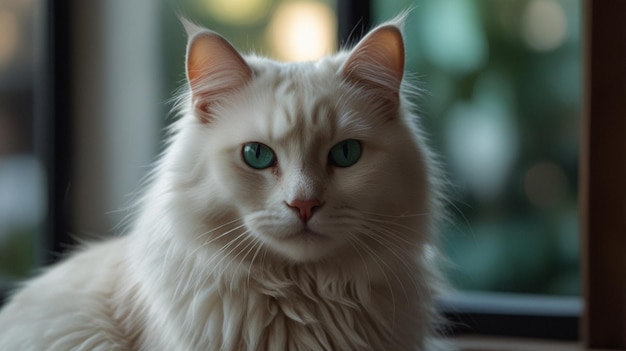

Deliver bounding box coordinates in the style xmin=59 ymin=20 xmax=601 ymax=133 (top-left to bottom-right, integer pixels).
xmin=3 ymin=236 xmax=130 ymax=307
xmin=0 ymin=237 xmax=133 ymax=350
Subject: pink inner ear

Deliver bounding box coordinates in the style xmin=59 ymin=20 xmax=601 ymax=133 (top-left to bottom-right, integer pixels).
xmin=186 ymin=31 xmax=252 ymax=122
xmin=342 ymin=25 xmax=405 ymax=96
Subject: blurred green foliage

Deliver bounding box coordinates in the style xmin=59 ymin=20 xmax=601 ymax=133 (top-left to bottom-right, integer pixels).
xmin=0 ymin=226 xmax=37 ymax=279
xmin=374 ymin=0 xmax=581 ymax=295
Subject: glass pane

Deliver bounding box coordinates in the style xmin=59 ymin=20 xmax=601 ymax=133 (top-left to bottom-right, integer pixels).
xmin=0 ymin=1 xmax=42 ymax=286
xmin=373 ymin=0 xmax=581 ymax=295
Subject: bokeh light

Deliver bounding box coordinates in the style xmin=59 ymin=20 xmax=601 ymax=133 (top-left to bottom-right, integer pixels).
xmin=267 ymin=1 xmax=336 ymax=62
xmin=202 ymin=0 xmax=271 ymax=25
xmin=418 ymin=0 xmax=487 ymax=74
xmin=446 ymin=72 xmax=518 ymax=202
xmin=0 ymin=11 xmax=20 ymax=68
xmin=524 ymin=161 xmax=569 ymax=208
xmin=521 ymin=0 xmax=568 ymax=52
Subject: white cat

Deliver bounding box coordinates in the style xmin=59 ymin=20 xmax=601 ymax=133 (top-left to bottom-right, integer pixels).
xmin=0 ymin=17 xmax=446 ymax=350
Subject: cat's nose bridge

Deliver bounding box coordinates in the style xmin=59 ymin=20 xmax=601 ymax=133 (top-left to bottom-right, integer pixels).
xmin=285 ymin=168 xmax=324 ymax=223
xmin=284 ymin=167 xmax=325 ymax=204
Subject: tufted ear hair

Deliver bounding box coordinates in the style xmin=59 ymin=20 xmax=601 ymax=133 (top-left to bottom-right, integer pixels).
xmin=184 ymin=20 xmax=252 ymax=123
xmin=341 ymin=23 xmax=405 ymax=104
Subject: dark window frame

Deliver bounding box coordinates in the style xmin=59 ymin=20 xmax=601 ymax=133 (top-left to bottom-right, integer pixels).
xmin=38 ymin=0 xmax=75 ymax=265
xmin=581 ymin=0 xmax=626 ymax=348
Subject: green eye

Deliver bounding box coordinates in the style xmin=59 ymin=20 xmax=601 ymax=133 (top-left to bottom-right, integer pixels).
xmin=242 ymin=142 xmax=276 ymax=169
xmin=329 ymin=139 xmax=361 ymax=167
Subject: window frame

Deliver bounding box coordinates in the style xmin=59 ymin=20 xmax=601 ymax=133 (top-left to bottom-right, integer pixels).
xmin=581 ymin=0 xmax=626 ymax=349
xmin=37 ymin=0 xmax=75 ymax=266
xmin=439 ymin=293 xmax=580 ymax=340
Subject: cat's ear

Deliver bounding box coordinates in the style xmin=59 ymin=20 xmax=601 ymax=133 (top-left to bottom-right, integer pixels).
xmin=184 ymin=23 xmax=252 ymax=123
xmin=341 ymin=24 xmax=405 ymax=102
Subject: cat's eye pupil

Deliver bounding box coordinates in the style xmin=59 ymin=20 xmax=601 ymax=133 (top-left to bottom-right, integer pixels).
xmin=242 ymin=142 xmax=276 ymax=170
xmin=329 ymin=139 xmax=361 ymax=168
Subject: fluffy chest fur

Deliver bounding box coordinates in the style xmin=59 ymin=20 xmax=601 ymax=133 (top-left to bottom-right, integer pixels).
xmin=132 ymin=234 xmax=431 ymax=351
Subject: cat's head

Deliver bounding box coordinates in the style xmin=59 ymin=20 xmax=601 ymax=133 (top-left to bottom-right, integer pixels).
xmin=167 ymin=20 xmax=434 ymax=263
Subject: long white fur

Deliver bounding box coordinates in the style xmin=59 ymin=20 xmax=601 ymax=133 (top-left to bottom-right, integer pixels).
xmin=0 ymin=17 xmax=447 ymax=351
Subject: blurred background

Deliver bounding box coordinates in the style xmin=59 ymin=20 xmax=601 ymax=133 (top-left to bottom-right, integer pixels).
xmin=0 ymin=0 xmax=580 ymax=303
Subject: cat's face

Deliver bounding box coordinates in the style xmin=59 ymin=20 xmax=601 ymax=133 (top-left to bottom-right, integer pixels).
xmin=177 ymin=23 xmax=431 ymax=263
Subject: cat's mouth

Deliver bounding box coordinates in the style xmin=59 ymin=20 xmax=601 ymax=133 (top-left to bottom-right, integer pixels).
xmin=263 ymin=225 xmax=339 ymax=262
xmin=281 ymin=228 xmax=328 ymax=241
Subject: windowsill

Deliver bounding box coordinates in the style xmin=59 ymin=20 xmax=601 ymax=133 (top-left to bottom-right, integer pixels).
xmin=449 ymin=336 xmax=582 ymax=351
xmin=439 ymin=292 xmax=582 ymax=316
xmin=439 ymin=292 xmax=581 ymax=340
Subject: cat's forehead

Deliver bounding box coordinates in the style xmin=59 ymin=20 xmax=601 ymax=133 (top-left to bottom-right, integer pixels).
xmin=239 ymin=57 xmax=367 ymax=144
xmin=247 ymin=56 xmax=344 ymax=101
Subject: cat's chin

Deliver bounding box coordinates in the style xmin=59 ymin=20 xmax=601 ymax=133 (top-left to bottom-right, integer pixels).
xmin=264 ymin=229 xmax=340 ymax=263
xmin=282 ymin=228 xmax=328 ymax=241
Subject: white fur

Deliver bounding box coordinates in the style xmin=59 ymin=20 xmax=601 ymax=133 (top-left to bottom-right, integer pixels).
xmin=0 ymin=19 xmax=447 ymax=350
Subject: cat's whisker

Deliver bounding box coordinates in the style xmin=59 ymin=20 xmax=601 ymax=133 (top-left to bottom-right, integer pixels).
xmin=338 ymin=208 xmax=417 ymax=227
xmin=259 ymin=245 xmax=270 ymax=282
xmin=204 ymin=231 xmax=249 ymax=269
xmin=355 ymin=227 xmax=423 ymax=295
xmin=357 ymin=225 xmax=412 ymax=256
xmin=177 ymin=222 xmax=248 ymax=277
xmin=359 ymin=210 xmax=431 ymax=219
xmin=363 ymin=217 xmax=427 ymax=240
xmin=177 ymin=230 xmax=251 ymax=298
xmin=358 ymin=219 xmax=415 ymax=243
xmin=196 ymin=217 xmax=246 ymax=242
xmin=353 ymin=229 xmax=412 ymax=304
xmin=174 ymin=219 xmax=247 ymax=275
xmin=205 ymin=230 xmax=255 ymax=281
xmin=441 ymin=197 xmax=477 ymax=243
xmin=364 ymin=222 xmax=423 ymax=249
xmin=202 ymin=222 xmax=249 ymax=247
xmin=345 ymin=232 xmax=398 ymax=332
xmin=343 ymin=235 xmax=373 ymax=302
xmin=246 ymin=239 xmax=265 ymax=287
xmin=228 ymin=233 xmax=263 ymax=292
xmin=181 ymin=229 xmax=249 ymax=289
xmin=340 ymin=213 xmax=423 ymax=248
xmin=173 ymin=228 xmax=250 ymax=297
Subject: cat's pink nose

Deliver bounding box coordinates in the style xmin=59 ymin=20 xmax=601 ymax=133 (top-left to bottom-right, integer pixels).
xmin=287 ymin=199 xmax=323 ymax=223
